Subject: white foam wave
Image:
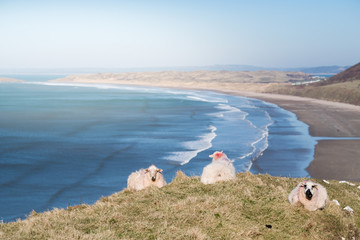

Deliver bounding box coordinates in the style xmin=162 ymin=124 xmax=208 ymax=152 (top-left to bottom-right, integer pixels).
xmin=216 ymin=103 xmax=242 ymax=112
xmin=213 ymin=103 xmax=248 ymax=120
xmin=164 ymin=125 xmax=217 ymax=165
xmin=164 ymin=151 xmax=199 ymax=165
xmin=186 ymin=95 xmax=227 ymax=103
xmin=207 ymin=112 xmax=224 ymax=118
xmin=204 ymin=100 xmax=274 ymax=171
xmin=24 ymin=82 xmax=228 ymax=104
xmin=23 ymin=81 xmax=147 ymax=91
xmin=238 ymin=110 xmax=274 ymax=171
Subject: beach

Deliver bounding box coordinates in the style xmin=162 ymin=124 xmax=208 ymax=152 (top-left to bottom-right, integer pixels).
xmin=0 ymin=77 xmax=23 ymax=83
xmin=234 ymin=92 xmax=360 ymax=182
xmin=52 ymin=72 xmax=360 ymax=182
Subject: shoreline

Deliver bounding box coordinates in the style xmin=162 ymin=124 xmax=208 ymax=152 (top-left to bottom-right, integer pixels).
xmin=223 ymin=91 xmax=360 ymax=181
xmin=0 ymin=77 xmax=24 ymax=83
xmin=47 ymin=76 xmax=360 ymax=181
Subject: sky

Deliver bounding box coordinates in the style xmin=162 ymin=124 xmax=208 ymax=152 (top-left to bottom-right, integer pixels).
xmin=0 ymin=0 xmax=359 ymax=69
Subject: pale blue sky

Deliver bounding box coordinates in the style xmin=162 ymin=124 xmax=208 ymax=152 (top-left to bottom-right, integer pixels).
xmin=0 ymin=0 xmax=359 ymax=69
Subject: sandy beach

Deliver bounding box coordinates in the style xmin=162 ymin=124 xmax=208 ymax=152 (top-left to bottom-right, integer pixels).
xmin=231 ymin=92 xmax=360 ymax=182
xmin=0 ymin=77 xmax=24 ymax=83
xmin=53 ymin=72 xmax=360 ymax=182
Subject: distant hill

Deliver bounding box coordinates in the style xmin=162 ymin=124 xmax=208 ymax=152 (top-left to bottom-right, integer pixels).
xmin=195 ymin=65 xmax=349 ymax=74
xmin=287 ymin=65 xmax=349 ymax=74
xmin=170 ymin=65 xmax=349 ymax=74
xmin=318 ymin=62 xmax=360 ymax=85
xmin=266 ymin=62 xmax=360 ymax=105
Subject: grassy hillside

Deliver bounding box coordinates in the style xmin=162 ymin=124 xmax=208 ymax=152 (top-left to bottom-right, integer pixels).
xmin=1 ymin=172 xmax=359 ymax=239
xmin=265 ymin=80 xmax=360 ymax=106
xmin=319 ymin=62 xmax=360 ymax=85
xmin=265 ymin=62 xmax=360 ymax=105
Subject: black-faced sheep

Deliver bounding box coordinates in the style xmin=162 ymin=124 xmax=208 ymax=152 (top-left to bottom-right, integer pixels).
xmin=127 ymin=164 xmax=167 ymax=191
xmin=200 ymin=151 xmax=236 ymax=184
xmin=288 ymin=180 xmax=328 ymax=211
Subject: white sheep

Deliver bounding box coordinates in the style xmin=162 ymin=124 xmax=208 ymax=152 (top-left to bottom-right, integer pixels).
xmin=288 ymin=180 xmax=328 ymax=211
xmin=200 ymin=151 xmax=236 ymax=184
xmin=127 ymin=164 xmax=167 ymax=191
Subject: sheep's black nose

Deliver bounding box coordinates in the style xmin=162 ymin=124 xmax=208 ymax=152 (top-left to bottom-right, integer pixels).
xmin=306 ymin=189 xmax=313 ymax=199
xmin=152 ymin=176 xmax=156 ymax=182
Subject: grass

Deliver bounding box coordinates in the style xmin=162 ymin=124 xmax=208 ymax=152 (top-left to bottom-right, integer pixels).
xmin=265 ymin=80 xmax=360 ymax=106
xmin=1 ymin=171 xmax=360 ymax=239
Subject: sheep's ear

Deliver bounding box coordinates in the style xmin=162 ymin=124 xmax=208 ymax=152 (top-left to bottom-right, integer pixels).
xmin=209 ymin=154 xmax=214 ymax=158
xmin=314 ymin=185 xmax=318 ymax=190
xmin=157 ymin=169 xmax=163 ymax=173
xmin=300 ymin=181 xmax=307 ymax=187
xmin=145 ymin=169 xmax=149 ymax=173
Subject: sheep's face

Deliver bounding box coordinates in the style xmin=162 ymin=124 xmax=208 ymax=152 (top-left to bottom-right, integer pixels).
xmin=209 ymin=151 xmax=226 ymax=161
xmin=145 ymin=165 xmax=163 ymax=182
xmin=301 ymin=181 xmax=318 ymax=200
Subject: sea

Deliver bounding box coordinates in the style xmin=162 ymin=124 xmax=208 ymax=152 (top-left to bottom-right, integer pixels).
xmin=0 ymin=75 xmax=316 ymax=222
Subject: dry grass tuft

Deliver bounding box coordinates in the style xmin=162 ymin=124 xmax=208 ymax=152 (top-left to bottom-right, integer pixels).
xmin=1 ymin=173 xmax=360 ymax=239
xmin=170 ymin=170 xmax=190 ymax=184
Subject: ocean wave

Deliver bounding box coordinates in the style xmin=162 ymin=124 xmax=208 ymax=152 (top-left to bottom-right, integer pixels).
xmin=24 ymin=82 xmax=229 ymax=104
xmin=204 ymin=100 xmax=274 ymax=172
xmin=216 ymin=103 xmax=242 ymax=112
xmin=186 ymin=95 xmax=228 ymax=103
xmin=164 ymin=125 xmax=217 ymax=165
xmin=161 ymin=89 xmax=228 ymax=103
xmin=213 ymin=103 xmax=248 ymax=120
xmin=23 ymin=81 xmax=151 ymax=92
xmin=238 ymin=110 xmax=274 ymax=171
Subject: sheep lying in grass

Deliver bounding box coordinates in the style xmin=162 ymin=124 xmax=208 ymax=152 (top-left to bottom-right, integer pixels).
xmin=288 ymin=180 xmax=328 ymax=211
xmin=127 ymin=165 xmax=167 ymax=191
xmin=200 ymin=151 xmax=236 ymax=184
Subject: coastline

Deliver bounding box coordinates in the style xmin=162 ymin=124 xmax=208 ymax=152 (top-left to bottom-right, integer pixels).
xmin=0 ymin=77 xmax=24 ymax=83
xmin=222 ymin=91 xmax=360 ymax=182
xmin=51 ymin=75 xmax=360 ymax=181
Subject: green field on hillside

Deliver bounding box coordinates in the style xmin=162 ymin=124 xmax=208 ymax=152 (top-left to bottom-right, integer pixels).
xmin=266 ymin=80 xmax=360 ymax=106
xmin=1 ymin=172 xmax=359 ymax=240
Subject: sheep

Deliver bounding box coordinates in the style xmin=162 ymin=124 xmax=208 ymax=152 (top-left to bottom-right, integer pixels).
xmin=127 ymin=164 xmax=167 ymax=191
xmin=288 ymin=180 xmax=328 ymax=211
xmin=200 ymin=151 xmax=236 ymax=184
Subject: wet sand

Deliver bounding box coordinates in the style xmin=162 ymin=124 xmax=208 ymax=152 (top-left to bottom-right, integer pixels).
xmin=308 ymin=140 xmax=360 ymax=182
